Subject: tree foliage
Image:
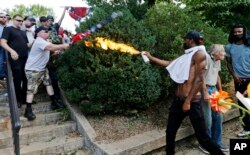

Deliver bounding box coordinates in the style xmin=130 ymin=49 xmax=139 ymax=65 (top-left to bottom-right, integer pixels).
xmin=87 ymin=0 xmax=152 ymax=20
xmin=184 ymin=0 xmax=250 ymax=31
xmin=3 ymin=4 xmax=54 ymax=20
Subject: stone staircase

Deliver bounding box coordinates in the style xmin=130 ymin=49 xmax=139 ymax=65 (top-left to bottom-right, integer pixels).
xmin=0 ymin=87 xmax=90 ymax=155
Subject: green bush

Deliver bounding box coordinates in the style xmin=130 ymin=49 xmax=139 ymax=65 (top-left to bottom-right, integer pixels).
xmin=57 ymin=7 xmax=162 ymax=114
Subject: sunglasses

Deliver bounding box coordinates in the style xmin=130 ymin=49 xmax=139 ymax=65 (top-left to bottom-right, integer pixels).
xmin=15 ymin=19 xmax=23 ymax=22
xmin=0 ymin=16 xmax=7 ymax=18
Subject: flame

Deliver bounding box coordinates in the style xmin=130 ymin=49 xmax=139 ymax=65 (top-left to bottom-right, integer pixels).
xmin=84 ymin=37 xmax=140 ymax=55
xmin=210 ymin=90 xmax=232 ymax=113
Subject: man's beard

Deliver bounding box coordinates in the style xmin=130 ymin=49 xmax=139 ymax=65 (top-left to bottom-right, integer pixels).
xmin=0 ymin=21 xmax=6 ymax=25
xmin=233 ymin=34 xmax=244 ymax=42
xmin=183 ymin=43 xmax=190 ymax=50
xmin=25 ymin=24 xmax=32 ymax=28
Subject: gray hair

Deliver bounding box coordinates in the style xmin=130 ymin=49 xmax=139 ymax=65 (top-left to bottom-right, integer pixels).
xmin=208 ymin=44 xmax=225 ymax=55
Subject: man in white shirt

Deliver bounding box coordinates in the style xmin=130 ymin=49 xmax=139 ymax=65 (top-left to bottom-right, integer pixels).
xmin=24 ymin=26 xmax=69 ymax=121
xmin=21 ymin=16 xmax=36 ymax=47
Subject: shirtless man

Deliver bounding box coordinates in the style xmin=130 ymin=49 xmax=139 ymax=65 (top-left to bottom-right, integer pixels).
xmin=142 ymin=31 xmax=224 ymax=155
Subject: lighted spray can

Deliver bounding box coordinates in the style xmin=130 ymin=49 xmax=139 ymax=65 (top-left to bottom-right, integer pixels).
xmin=141 ymin=52 xmax=150 ymax=64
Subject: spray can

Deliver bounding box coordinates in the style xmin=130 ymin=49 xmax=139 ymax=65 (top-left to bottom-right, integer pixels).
xmin=141 ymin=52 xmax=150 ymax=64
xmin=247 ymin=83 xmax=250 ymax=98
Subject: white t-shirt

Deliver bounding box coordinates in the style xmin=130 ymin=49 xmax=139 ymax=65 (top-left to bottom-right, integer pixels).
xmin=25 ymin=37 xmax=51 ymax=71
xmin=204 ymin=55 xmax=221 ymax=86
xmin=21 ymin=24 xmax=35 ymax=44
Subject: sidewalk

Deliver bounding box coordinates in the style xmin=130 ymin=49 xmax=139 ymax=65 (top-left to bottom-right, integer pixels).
xmin=175 ymin=117 xmax=243 ymax=155
xmin=149 ymin=116 xmax=244 ymax=155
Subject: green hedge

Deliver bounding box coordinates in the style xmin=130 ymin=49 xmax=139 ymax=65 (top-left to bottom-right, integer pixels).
xmin=57 ymin=8 xmax=162 ymax=114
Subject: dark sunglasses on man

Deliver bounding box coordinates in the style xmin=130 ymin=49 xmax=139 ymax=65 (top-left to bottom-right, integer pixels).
xmin=15 ymin=19 xmax=23 ymax=22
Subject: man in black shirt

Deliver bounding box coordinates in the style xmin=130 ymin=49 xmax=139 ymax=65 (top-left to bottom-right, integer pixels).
xmin=1 ymin=14 xmax=35 ymax=120
xmin=45 ymin=8 xmax=67 ymax=108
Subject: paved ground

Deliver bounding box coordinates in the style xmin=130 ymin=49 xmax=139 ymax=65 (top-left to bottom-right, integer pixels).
xmin=149 ymin=117 xmax=245 ymax=155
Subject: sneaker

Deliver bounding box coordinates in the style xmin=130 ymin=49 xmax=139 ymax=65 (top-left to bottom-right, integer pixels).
xmin=220 ymin=144 xmax=229 ymax=152
xmin=237 ymin=130 xmax=250 ymax=137
xmin=198 ymin=144 xmax=209 ymax=154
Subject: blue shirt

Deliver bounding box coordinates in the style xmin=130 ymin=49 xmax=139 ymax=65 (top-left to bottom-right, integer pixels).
xmin=0 ymin=25 xmax=4 ymax=37
xmin=225 ymin=44 xmax=250 ymax=78
xmin=0 ymin=24 xmax=5 ymax=51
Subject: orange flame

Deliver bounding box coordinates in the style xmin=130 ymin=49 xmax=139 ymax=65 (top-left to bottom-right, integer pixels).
xmin=84 ymin=37 xmax=140 ymax=55
xmin=210 ymin=90 xmax=232 ymax=113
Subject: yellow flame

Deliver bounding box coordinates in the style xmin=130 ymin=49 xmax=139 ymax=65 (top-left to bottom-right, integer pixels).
xmin=84 ymin=37 xmax=140 ymax=55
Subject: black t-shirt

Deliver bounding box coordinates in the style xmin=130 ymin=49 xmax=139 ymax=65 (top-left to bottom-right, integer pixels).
xmin=2 ymin=26 xmax=29 ymax=57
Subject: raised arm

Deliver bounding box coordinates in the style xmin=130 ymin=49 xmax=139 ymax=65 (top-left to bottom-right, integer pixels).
xmin=57 ymin=7 xmax=67 ymax=26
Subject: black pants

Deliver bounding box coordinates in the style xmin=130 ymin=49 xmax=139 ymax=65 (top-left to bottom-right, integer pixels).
xmin=9 ymin=57 xmax=27 ymax=103
xmin=166 ymin=97 xmax=224 ymax=155
xmin=234 ymin=79 xmax=250 ymax=130
xmin=47 ymin=65 xmax=61 ymax=98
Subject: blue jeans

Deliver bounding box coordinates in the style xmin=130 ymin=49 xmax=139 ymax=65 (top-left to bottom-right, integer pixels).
xmin=201 ymin=86 xmax=223 ymax=146
xmin=0 ymin=47 xmax=6 ymax=79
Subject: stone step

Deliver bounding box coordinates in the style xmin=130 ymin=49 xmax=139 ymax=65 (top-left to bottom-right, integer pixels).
xmin=0 ymin=92 xmax=8 ymax=104
xmin=20 ymin=101 xmax=52 ymax=114
xmin=0 ymin=121 xmax=76 ymax=149
xmin=0 ymin=136 xmax=84 ymax=155
xmin=0 ymin=106 xmax=9 ymax=118
xmin=0 ymin=112 xmax=65 ymax=132
xmin=0 ymin=118 xmax=8 ymax=132
xmin=20 ymin=112 xmax=65 ymax=128
xmin=0 ymin=101 xmax=53 ymax=119
xmin=0 ymin=106 xmax=64 ymax=130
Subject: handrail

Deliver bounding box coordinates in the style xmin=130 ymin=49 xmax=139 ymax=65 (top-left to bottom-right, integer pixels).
xmin=5 ymin=50 xmax=21 ymax=155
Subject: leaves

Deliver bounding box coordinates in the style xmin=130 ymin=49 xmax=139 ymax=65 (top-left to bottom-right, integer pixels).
xmin=4 ymin=4 xmax=54 ymax=20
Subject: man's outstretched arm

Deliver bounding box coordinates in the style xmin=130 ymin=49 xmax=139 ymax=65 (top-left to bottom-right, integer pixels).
xmin=141 ymin=51 xmax=171 ymax=67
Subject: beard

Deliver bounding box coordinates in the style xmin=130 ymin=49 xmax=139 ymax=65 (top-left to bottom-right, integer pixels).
xmin=183 ymin=43 xmax=190 ymax=50
xmin=0 ymin=21 xmax=6 ymax=25
xmin=233 ymin=34 xmax=244 ymax=42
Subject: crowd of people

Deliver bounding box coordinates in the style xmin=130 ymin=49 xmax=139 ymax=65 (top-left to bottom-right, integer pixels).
xmin=0 ymin=8 xmax=70 ymax=121
xmin=0 ymin=8 xmax=250 ymax=155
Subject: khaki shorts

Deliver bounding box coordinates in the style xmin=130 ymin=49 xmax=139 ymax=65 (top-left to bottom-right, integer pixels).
xmin=25 ymin=69 xmax=51 ymax=94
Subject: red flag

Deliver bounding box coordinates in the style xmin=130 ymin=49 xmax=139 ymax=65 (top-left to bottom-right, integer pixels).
xmin=68 ymin=7 xmax=89 ymax=21
xmin=71 ymin=31 xmax=91 ymax=44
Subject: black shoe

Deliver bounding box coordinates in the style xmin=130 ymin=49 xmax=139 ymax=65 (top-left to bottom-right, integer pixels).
xmin=24 ymin=107 xmax=36 ymax=121
xmin=51 ymin=101 xmax=65 ymax=110
xmin=56 ymin=98 xmax=66 ymax=108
